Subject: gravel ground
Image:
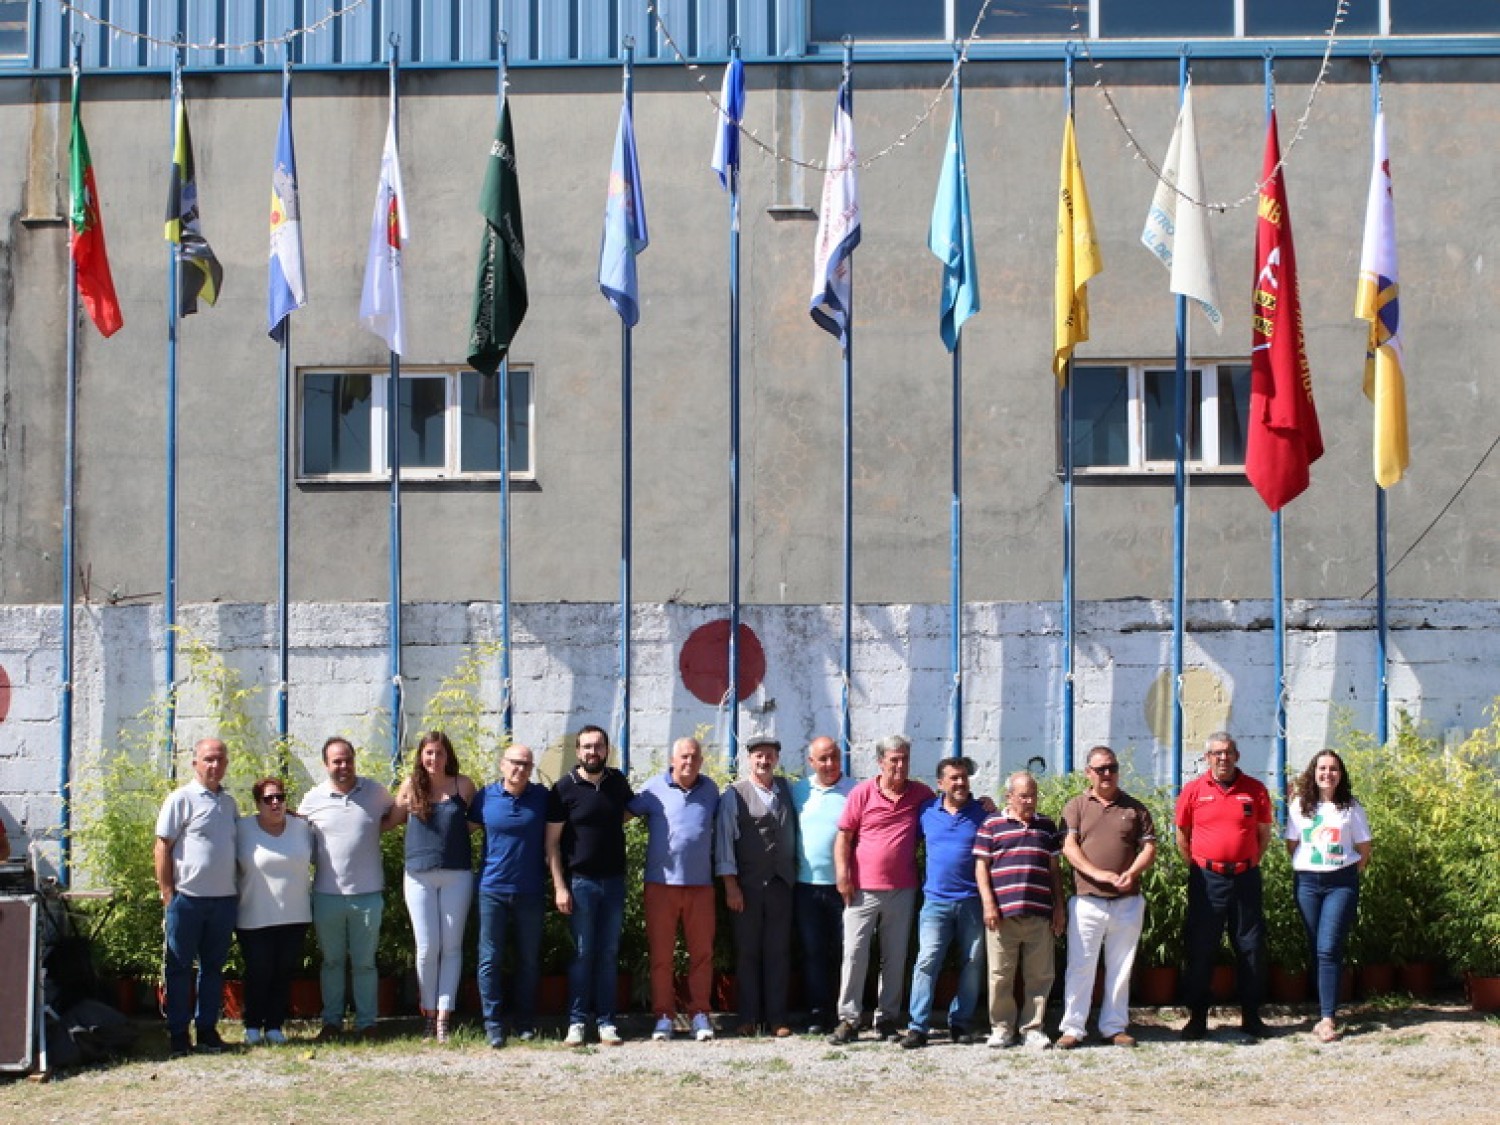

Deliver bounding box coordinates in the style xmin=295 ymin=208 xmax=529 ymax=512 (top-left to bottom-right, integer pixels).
xmin=4 ymin=1001 xmax=1498 ymax=1123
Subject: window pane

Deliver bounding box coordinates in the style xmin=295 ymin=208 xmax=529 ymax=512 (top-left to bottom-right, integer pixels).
xmin=1391 ymin=0 xmax=1500 ymax=34
xmin=1069 ymin=366 xmax=1130 ymax=468
xmin=460 ymin=369 xmax=532 ymax=475
xmin=0 ymin=2 xmax=26 ymax=60
xmin=961 ymin=0 xmax=1076 ymax=38
xmin=1216 ymin=364 xmax=1252 ymax=466
xmin=398 ymin=377 xmax=446 ymax=470
xmin=1143 ymin=368 xmax=1202 ymax=463
xmin=810 ymin=0 xmax=943 ymax=41
xmin=1100 ymin=0 xmax=1232 ymax=38
xmin=1245 ymin=0 xmax=1376 ymax=36
xmin=302 ymin=373 xmax=373 ymax=475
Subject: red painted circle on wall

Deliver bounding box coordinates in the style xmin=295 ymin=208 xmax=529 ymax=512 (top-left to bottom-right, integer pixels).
xmin=679 ymin=620 xmax=766 ymax=706
xmin=0 ymin=663 xmax=9 ymax=724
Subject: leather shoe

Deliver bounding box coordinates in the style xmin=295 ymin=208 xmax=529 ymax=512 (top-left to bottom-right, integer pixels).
xmin=1240 ymin=1016 xmax=1273 ymax=1040
xmin=1180 ymin=1014 xmax=1208 ymax=1041
xmin=1055 ymin=1034 xmax=1082 ymax=1050
xmin=1111 ymin=1032 xmax=1138 ymax=1048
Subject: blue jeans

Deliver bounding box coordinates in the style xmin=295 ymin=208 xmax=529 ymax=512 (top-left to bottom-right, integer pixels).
xmin=907 ymin=896 xmax=985 ymax=1034
xmin=1294 ymin=866 xmax=1360 ymax=1019
xmin=795 ymin=882 xmax=844 ymax=1025
xmin=477 ymin=891 xmax=544 ymax=1034
xmin=162 ymin=893 xmax=237 ymax=1035
xmin=312 ymin=891 xmax=384 ymax=1030
xmin=567 ymin=875 xmax=625 ymax=1026
xmin=1184 ymin=865 xmax=1265 ymax=1018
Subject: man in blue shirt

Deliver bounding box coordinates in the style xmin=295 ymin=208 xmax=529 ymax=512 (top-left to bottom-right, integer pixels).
xmin=630 ymin=736 xmax=720 ymax=1042
xmin=900 ymin=756 xmax=988 ymax=1048
xmin=790 ymin=735 xmax=853 ymax=1034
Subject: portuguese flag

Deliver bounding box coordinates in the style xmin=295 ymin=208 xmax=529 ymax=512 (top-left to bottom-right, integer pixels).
xmin=69 ymin=74 xmax=123 ymax=338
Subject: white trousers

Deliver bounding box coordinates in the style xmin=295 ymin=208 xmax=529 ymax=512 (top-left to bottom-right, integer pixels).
xmin=404 ymin=868 xmax=475 ymax=1013
xmin=1059 ymin=893 xmax=1145 ymax=1039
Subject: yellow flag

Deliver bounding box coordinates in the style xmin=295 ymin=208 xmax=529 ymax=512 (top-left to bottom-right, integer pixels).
xmin=1356 ymin=110 xmax=1409 ymax=488
xmin=1054 ymin=113 xmax=1102 ymax=383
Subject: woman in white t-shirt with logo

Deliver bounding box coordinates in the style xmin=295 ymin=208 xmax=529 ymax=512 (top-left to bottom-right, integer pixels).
xmin=1284 ymin=750 xmax=1372 ymax=1043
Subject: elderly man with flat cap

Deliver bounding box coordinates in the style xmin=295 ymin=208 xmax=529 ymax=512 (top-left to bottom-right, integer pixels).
xmin=716 ymin=735 xmax=798 ymax=1037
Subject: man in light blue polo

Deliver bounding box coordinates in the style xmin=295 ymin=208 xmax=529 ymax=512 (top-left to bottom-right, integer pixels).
xmin=900 ymin=756 xmax=988 ymax=1048
xmin=790 ymin=734 xmax=852 ymax=1034
xmin=154 ymin=737 xmax=238 ymax=1058
xmin=299 ymin=736 xmax=398 ymax=1040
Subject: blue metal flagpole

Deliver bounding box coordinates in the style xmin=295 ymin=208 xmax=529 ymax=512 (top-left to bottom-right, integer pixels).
xmin=1371 ymin=57 xmax=1389 ymax=745
xmin=497 ymin=32 xmax=515 ymax=742
xmin=727 ymin=37 xmax=742 ymax=774
xmin=839 ymin=39 xmax=855 ymax=776
xmin=386 ymin=39 xmax=404 ymax=774
xmin=1170 ymin=50 xmax=1190 ymax=791
xmin=276 ymin=55 xmax=293 ymax=756
xmin=1266 ymin=55 xmax=1288 ymax=789
xmin=948 ymin=43 xmax=963 ymax=761
xmin=1061 ymin=50 xmax=1076 ymax=775
xmin=165 ymin=45 xmax=183 ymax=769
xmin=618 ymin=41 xmax=636 ymax=772
xmin=60 ymin=32 xmax=82 ymax=883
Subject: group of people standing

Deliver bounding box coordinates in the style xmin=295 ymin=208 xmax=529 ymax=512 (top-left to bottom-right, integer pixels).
xmin=150 ymin=725 xmax=1371 ymax=1056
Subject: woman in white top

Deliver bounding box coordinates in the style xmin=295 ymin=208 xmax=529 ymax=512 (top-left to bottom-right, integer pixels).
xmin=237 ymin=776 xmax=314 ymax=1045
xmin=1284 ymin=750 xmax=1372 ymax=1043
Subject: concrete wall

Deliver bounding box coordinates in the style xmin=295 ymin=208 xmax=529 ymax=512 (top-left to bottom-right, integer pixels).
xmin=2 ymin=597 xmax=1494 ymax=874
xmin=1 ymin=57 xmax=1498 ymax=612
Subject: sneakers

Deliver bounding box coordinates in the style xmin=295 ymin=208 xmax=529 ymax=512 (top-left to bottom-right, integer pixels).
xmin=1055 ymin=1033 xmax=1082 ymax=1050
xmin=265 ymin=1028 xmax=289 ymax=1046
xmin=564 ymin=1022 xmax=588 ymax=1047
xmin=1180 ymin=1013 xmax=1208 ymax=1042
xmin=827 ymin=1020 xmax=859 ymax=1045
xmin=516 ymin=1029 xmax=537 ymax=1043
xmin=244 ymin=1028 xmax=264 ymax=1047
xmin=1023 ymin=1029 xmax=1053 ymax=1050
xmin=898 ymin=1029 xmax=927 ymax=1050
xmin=652 ymin=1017 xmax=674 ymax=1042
xmin=986 ymin=1028 xmax=1018 ymax=1049
xmin=598 ymin=1022 xmax=624 ymax=1046
xmin=692 ymin=1013 xmax=715 ymax=1042
xmin=168 ymin=1032 xmax=192 ymax=1058
xmin=195 ymin=1028 xmax=228 ymax=1054
xmin=487 ymin=1028 xmax=506 ymax=1049
xmin=1110 ymin=1031 xmax=1137 ymax=1048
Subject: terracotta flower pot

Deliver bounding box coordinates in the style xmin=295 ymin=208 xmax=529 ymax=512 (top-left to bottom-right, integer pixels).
xmin=288 ymin=978 xmax=322 ymax=1018
xmin=1131 ymin=965 xmax=1179 ymax=1006
xmin=221 ymin=980 xmax=245 ymax=1020
xmin=1210 ymin=964 xmax=1236 ymax=1001
xmin=1357 ymin=962 xmax=1396 ymax=998
xmin=1398 ymin=961 xmax=1437 ymax=999
xmin=1466 ymin=973 xmax=1500 ymax=1012
xmin=1268 ymin=966 xmax=1309 ymax=1003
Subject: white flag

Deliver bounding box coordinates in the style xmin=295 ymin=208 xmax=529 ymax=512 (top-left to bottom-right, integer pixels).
xmin=809 ymin=77 xmax=861 ymax=346
xmin=360 ymin=102 xmax=408 ymax=355
xmin=1140 ymin=83 xmax=1222 ymax=334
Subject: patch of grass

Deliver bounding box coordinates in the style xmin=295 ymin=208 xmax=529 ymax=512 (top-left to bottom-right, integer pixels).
xmin=821 ymin=1050 xmax=847 ymax=1062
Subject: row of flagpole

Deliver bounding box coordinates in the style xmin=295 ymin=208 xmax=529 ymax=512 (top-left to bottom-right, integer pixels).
xmin=55 ymin=41 xmax=1414 ymax=877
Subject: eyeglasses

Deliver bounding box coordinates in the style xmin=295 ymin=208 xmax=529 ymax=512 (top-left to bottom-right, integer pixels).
xmin=1205 ymin=750 xmax=1236 ymax=759
xmin=1089 ymin=764 xmax=1118 ymax=775
xmin=503 ymin=759 xmax=534 ymax=770
xmin=260 ymin=794 xmax=287 ymax=804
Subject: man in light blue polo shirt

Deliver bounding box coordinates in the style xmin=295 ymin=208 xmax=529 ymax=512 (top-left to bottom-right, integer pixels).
xmin=901 ymin=756 xmax=988 ymax=1048
xmin=299 ymin=736 xmax=397 ymax=1040
xmin=790 ymin=734 xmax=852 ymax=1034
xmin=629 ymin=736 xmax=720 ymax=1042
xmin=155 ymin=737 xmax=239 ymax=1058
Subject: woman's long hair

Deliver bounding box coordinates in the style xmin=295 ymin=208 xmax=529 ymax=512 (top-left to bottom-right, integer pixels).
xmin=408 ymin=731 xmax=459 ymax=821
xmin=1294 ymin=749 xmax=1355 ymax=819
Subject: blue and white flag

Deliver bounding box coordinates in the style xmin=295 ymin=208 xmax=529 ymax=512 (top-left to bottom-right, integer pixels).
xmin=599 ymin=100 xmax=650 ymax=326
xmin=711 ymin=56 xmax=745 ymax=190
xmin=267 ymin=77 xmax=306 ymax=342
xmin=809 ymin=77 xmax=860 ymax=346
xmin=929 ymin=80 xmax=980 ymax=353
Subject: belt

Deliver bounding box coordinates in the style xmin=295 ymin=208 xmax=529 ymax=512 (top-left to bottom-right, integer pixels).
xmin=1198 ymin=859 xmax=1250 ymax=876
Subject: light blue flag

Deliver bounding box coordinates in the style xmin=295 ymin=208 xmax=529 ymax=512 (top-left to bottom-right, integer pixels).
xmin=711 ymin=56 xmax=744 ymax=190
xmin=928 ymin=81 xmax=979 ymax=353
xmin=599 ymin=100 xmax=649 ymax=326
xmin=267 ymin=77 xmax=306 ymax=342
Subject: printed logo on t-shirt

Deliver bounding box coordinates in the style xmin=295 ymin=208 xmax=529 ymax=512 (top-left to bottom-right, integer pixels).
xmin=1302 ymin=815 xmax=1345 ymax=866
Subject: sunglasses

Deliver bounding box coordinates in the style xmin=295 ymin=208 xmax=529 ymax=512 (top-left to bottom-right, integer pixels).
xmin=1090 ymin=764 xmax=1119 ymax=775
xmin=260 ymin=793 xmax=287 ymax=804
xmin=503 ymin=759 xmax=534 ymax=770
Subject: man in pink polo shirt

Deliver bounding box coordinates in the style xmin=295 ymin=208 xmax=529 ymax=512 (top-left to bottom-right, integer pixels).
xmin=827 ymin=735 xmax=934 ymax=1045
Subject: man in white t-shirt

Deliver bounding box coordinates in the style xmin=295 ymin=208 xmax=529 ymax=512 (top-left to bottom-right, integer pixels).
xmin=154 ymin=737 xmax=239 ymax=1058
xmin=298 ymin=737 xmax=397 ymax=1039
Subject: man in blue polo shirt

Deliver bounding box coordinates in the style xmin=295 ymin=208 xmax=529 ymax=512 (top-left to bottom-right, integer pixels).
xmin=790 ymin=735 xmax=853 ymax=1034
xmin=900 ymin=756 xmax=988 ymax=1049
xmin=630 ymin=736 xmax=720 ymax=1042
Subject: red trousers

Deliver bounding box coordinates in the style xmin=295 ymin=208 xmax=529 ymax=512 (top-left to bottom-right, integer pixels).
xmin=644 ymin=882 xmax=716 ymax=1017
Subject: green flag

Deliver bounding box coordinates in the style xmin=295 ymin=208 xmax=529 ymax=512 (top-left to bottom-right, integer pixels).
xmin=468 ymin=96 xmax=528 ymax=375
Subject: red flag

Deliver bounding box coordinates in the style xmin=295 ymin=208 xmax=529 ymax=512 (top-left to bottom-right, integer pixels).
xmin=1245 ymin=111 xmax=1320 ymax=511
xmin=69 ymin=76 xmax=123 ymax=338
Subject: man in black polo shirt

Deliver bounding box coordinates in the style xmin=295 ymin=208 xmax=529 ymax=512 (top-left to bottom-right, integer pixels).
xmin=546 ymin=725 xmax=636 ymax=1047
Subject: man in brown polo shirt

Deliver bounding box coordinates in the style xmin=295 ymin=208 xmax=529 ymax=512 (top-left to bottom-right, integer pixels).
xmin=1056 ymin=745 xmax=1157 ymax=1049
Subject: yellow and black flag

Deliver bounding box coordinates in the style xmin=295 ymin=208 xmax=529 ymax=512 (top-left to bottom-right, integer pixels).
xmin=164 ymin=91 xmax=222 ymax=315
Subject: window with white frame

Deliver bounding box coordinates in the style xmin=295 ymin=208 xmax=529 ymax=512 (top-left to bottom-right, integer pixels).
xmin=1064 ymin=362 xmax=1251 ymax=474
xmin=299 ymin=366 xmax=533 ymax=482
xmin=808 ymin=0 xmax=1493 ymax=42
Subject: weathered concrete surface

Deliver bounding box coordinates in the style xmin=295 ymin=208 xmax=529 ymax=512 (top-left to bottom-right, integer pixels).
xmin=2 ymin=596 xmax=1495 ymax=874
